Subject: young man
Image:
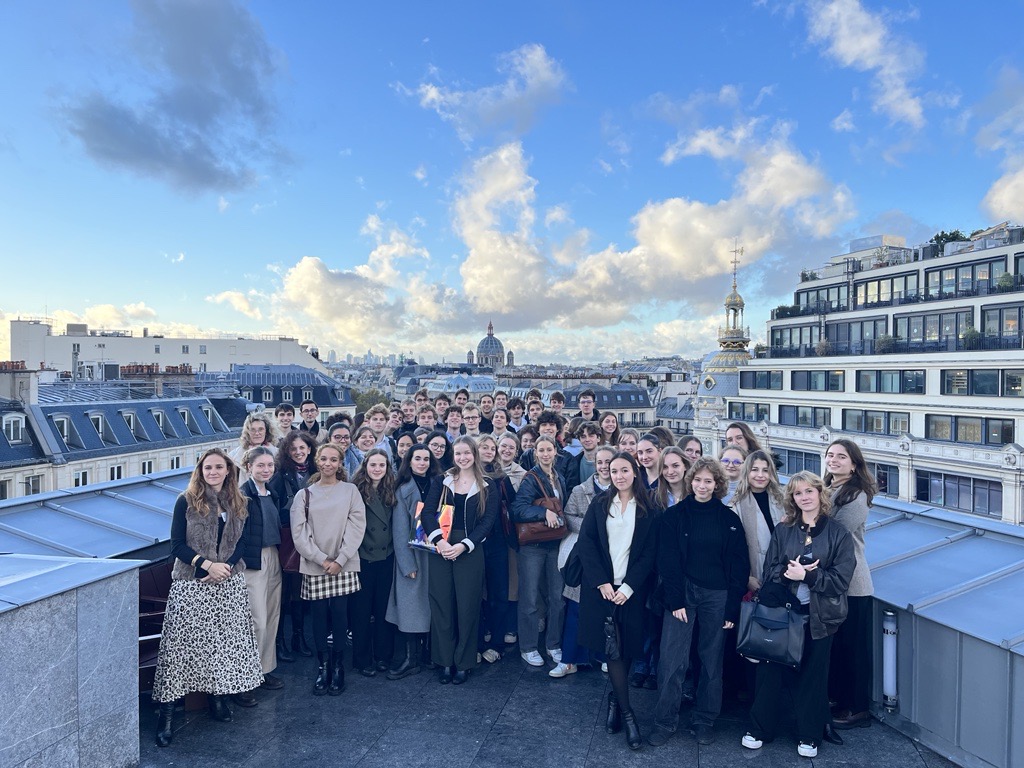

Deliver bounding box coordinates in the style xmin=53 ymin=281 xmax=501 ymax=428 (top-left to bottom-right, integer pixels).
xmin=298 ymin=400 xmax=320 ymax=438
xmin=574 ymin=389 xmax=601 ymax=422
xmin=275 ymin=403 xmax=296 ymax=434
xmin=494 ymin=391 xmax=508 ymax=410
xmin=416 ymin=404 xmax=438 ymax=432
xmin=453 ymin=388 xmax=470 ymax=407
xmin=365 ymin=403 xmax=397 ymax=464
xmin=444 ymin=404 xmax=464 ymax=443
xmin=414 ymin=389 xmax=430 ymax=408
xmin=395 ymin=398 xmax=418 ymax=438
xmin=478 ymin=394 xmax=495 ymax=433
xmin=526 ymin=399 xmax=544 ymax=423
xmin=571 ymin=422 xmax=602 ymax=484
xmin=462 ymin=403 xmax=483 ymax=438
xmin=507 ymin=397 xmax=527 ymax=432
xmin=518 ymin=410 xmax=580 ymax=492
xmin=490 ymin=407 xmax=510 ymax=437
xmin=386 ymin=405 xmax=404 ymax=436
xmin=549 ymin=391 xmax=565 ymax=416
xmin=434 ymin=394 xmax=450 ymax=429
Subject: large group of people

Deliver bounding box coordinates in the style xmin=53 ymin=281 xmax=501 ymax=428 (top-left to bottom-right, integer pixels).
xmin=153 ymin=390 xmax=876 ymax=761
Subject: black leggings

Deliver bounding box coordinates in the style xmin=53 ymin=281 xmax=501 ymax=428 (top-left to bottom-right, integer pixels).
xmin=607 ymin=657 xmax=634 ymax=711
xmin=310 ymin=595 xmax=349 ymax=655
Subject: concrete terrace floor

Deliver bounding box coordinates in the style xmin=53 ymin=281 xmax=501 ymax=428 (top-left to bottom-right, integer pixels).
xmin=139 ymin=651 xmax=958 ymax=768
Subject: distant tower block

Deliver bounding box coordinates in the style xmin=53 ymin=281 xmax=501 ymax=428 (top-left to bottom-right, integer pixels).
xmin=506 ymin=350 xmax=514 ymax=367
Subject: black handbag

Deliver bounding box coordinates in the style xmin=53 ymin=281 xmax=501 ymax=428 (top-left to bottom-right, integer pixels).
xmin=736 ymin=599 xmax=808 ymax=669
xmin=560 ymin=544 xmax=582 ymax=588
xmin=603 ymin=606 xmax=621 ymax=661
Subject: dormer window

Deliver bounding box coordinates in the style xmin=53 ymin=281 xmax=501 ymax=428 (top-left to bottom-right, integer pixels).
xmin=121 ymin=410 xmax=148 ymax=441
xmin=178 ymin=407 xmax=198 ymax=436
xmin=88 ymin=412 xmax=117 ymax=445
xmin=2 ymin=414 xmax=25 ymax=444
xmin=53 ymin=416 xmax=69 ymax=442
xmin=302 ymin=389 xmax=313 ymax=401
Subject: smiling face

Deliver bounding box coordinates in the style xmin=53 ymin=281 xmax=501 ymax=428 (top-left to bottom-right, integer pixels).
xmin=519 ymin=432 xmax=535 ymax=451
xmin=636 ymin=439 xmax=659 ymax=469
xmin=409 ymin=447 xmax=431 ymax=476
xmin=248 ymin=420 xmax=266 ymax=446
xmin=288 ymin=438 xmax=310 ymax=466
xmin=356 ymin=429 xmax=376 ymax=451
xmin=498 ymin=437 xmax=518 ymax=464
xmin=681 ymin=439 xmax=702 ymax=462
xmin=365 ymin=454 xmax=388 ymax=483
xmin=402 ymin=402 xmax=416 ymax=421
xmin=594 ymin=448 xmax=615 ymax=483
xmin=388 ymin=410 xmax=403 ymax=430
xmin=453 ymin=442 xmax=475 ymax=472
xmin=428 ymin=437 xmax=448 ymax=460
xmin=609 ymin=457 xmax=635 ymax=493
xmin=477 ymin=439 xmax=497 ymax=464
xmin=825 ymin=443 xmax=855 ymax=482
xmin=661 ymin=452 xmax=686 ymax=488
xmin=491 ymin=410 xmax=508 ymax=431
xmin=617 ymin=434 xmax=637 ymax=456
xmin=202 ymin=453 xmax=229 ymax=491
xmin=418 ymin=410 xmax=436 ymax=429
xmin=479 ymin=395 xmax=494 ymax=416
xmin=368 ymin=413 xmax=387 ymax=436
xmin=748 ymin=458 xmax=772 ymax=492
xmin=454 ymin=393 xmax=468 ymax=406
xmin=300 ymin=404 xmax=319 ymax=426
xmin=495 ymin=393 xmax=507 ymax=408
xmin=534 ymin=440 xmax=556 ymax=468
xmin=720 ymin=449 xmax=744 ymax=480
xmin=580 ymin=430 xmax=600 ymax=452
xmin=538 ymin=422 xmax=558 ymax=438
xmin=247 ymin=453 xmax=275 ymax=485
xmin=528 ymin=402 xmax=543 ymax=420
xmin=330 ymin=427 xmax=351 ymax=447
xmin=725 ymin=427 xmax=750 ymax=452
xmin=790 ymin=480 xmax=821 ymax=516
xmin=396 ymin=434 xmax=413 ymax=459
xmin=316 ymin=446 xmax=343 ymax=477
xmin=691 ymin=469 xmax=716 ymax=502
xmin=446 ymin=410 xmax=463 ymax=430
xmin=601 ymin=414 xmax=617 ymax=437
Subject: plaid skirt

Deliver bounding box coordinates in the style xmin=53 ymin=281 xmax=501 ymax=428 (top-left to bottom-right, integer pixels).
xmin=152 ymin=573 xmax=264 ymax=702
xmin=301 ymin=570 xmax=361 ymax=600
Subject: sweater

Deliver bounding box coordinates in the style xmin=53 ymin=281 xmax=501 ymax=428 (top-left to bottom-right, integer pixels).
xmin=289 ymin=481 xmax=366 ymax=576
xmin=828 ymin=488 xmax=874 ymax=597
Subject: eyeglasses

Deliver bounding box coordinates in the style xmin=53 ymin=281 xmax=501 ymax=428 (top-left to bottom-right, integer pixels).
xmin=300 ymin=408 xmax=317 ymax=414
xmin=720 ymin=459 xmax=743 ymax=466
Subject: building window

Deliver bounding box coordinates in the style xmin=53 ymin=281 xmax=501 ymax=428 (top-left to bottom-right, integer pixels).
xmin=791 ymin=371 xmax=845 ymax=392
xmin=74 ymin=470 xmax=89 ymax=487
xmin=53 ymin=416 xmax=69 ymax=442
xmin=241 ymin=389 xmax=252 ymax=402
xmin=982 ymin=304 xmax=1024 ymax=338
xmin=775 ymin=448 xmax=821 ymax=475
xmin=739 ymin=370 xmax=783 ymax=390
xmin=916 ymin=470 xmax=1002 ymax=517
xmin=925 ymin=258 xmax=1006 ymax=298
xmin=1004 ymin=369 xmax=1024 ymax=397
xmin=154 ymin=344 xmax=160 ymax=354
xmin=170 ymin=456 xmax=182 ymax=469
xmin=941 ymin=369 xmax=1000 ymax=396
xmin=728 ymin=402 xmax=769 ymax=422
xmin=199 ymin=345 xmax=207 ymax=355
xmin=182 ymin=345 xmax=189 ymax=354
xmin=2 ymin=414 xmax=25 ymax=443
xmin=856 ymin=370 xmax=924 ymax=394
xmin=141 ymin=460 xmax=154 ymax=474
xmin=262 ymin=389 xmax=274 ymax=403
xmin=109 ymin=465 xmax=123 ymax=481
xmin=842 ymin=409 xmax=909 ymax=435
xmin=866 ymin=462 xmax=899 ymax=497
xmin=201 ymin=406 xmax=214 ymax=424
xmin=779 ymin=406 xmax=831 ymax=428
xmin=123 ymin=412 xmax=135 ymax=432
xmin=178 ymin=407 xmax=197 ymax=436
xmin=0 ymin=479 xmax=10 ymax=500
xmin=894 ymin=310 xmax=971 ymax=343
xmin=24 ymin=475 xmax=42 ymax=495
xmin=302 ymin=389 xmax=314 ymax=401
xmin=281 ymin=389 xmax=293 ymax=402
xmin=925 ymin=415 xmax=1014 ymax=445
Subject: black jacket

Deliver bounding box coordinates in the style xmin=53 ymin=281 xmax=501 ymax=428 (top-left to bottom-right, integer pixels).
xmin=762 ymin=515 xmax=855 ymax=640
xmin=238 ymin=478 xmax=285 ymax=570
xmin=422 ymin=474 xmax=499 ymax=552
xmin=658 ymin=496 xmax=749 ymax=623
xmin=518 ymin=447 xmax=580 ymax=494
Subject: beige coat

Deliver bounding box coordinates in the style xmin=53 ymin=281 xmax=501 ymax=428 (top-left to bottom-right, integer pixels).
xmin=733 ymin=491 xmax=785 ymax=591
xmin=290 ymin=481 xmax=366 ymax=576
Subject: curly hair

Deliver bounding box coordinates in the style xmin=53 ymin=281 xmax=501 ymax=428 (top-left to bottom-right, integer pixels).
xmin=683 ymin=456 xmax=729 ymax=499
xmin=782 ymin=471 xmax=833 ymax=524
xmin=309 ymin=443 xmax=347 ymax=484
xmin=240 ymin=412 xmax=277 ymax=450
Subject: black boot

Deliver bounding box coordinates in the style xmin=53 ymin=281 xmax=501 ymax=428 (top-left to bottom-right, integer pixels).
xmin=606 ymin=692 xmax=622 ymax=734
xmin=823 ymin=723 xmax=844 ymax=745
xmin=387 ymin=637 xmax=422 ymax=680
xmin=276 ymin=623 xmax=294 ymax=663
xmin=155 ymin=702 xmax=174 ymax=747
xmin=293 ymin=630 xmax=313 ymax=657
xmin=623 ymin=709 xmax=642 ymax=750
xmin=209 ymin=695 xmax=232 ymax=722
xmin=329 ymin=652 xmax=346 ymax=696
xmin=313 ymin=653 xmax=330 ymax=695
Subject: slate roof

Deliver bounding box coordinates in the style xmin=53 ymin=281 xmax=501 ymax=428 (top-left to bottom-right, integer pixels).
xmin=562 ymin=383 xmax=652 ymax=409
xmin=656 ymin=396 xmax=695 ymax=420
xmin=195 ymin=365 xmax=355 ymax=408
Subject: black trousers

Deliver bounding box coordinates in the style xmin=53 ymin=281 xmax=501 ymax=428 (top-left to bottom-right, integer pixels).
xmin=829 ymin=595 xmax=872 ymax=713
xmin=749 ymin=626 xmax=833 ymax=746
xmin=310 ymin=595 xmax=348 ymax=655
xmin=348 ymin=554 xmax=395 ymax=669
xmin=428 ymin=537 xmax=485 ymax=671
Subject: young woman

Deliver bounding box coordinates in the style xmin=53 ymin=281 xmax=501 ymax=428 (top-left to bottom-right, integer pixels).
xmin=742 ymin=472 xmax=855 ymax=759
xmin=270 ymin=431 xmax=319 ymax=659
xmin=649 ymin=457 xmax=749 ymax=749
xmin=511 ymin=435 xmax=567 ymax=668
xmin=327 ymin=422 xmax=353 ymax=453
xmin=422 ymin=436 xmax=499 ymax=684
xmin=600 ymin=412 xmax=621 ymax=447
xmin=617 ymin=428 xmax=640 ymax=457
xmin=724 ymin=422 xmax=764 ymax=454
xmin=635 ymin=434 xmax=662 ymax=490
xmin=153 ymin=449 xmax=263 ymax=747
xmin=550 ymin=444 xmax=616 ymax=678
xmin=576 ymin=452 xmax=660 ymax=750
xmin=426 ymin=430 xmax=454 ymax=471
xmin=678 ymin=436 xmax=703 ymax=464
xmin=731 ymin=450 xmax=785 ymax=593
xmin=349 ymin=449 xmax=398 ymax=677
xmin=346 ymin=425 xmax=377 ymax=479
xmin=654 ymin=447 xmax=690 ymax=510
xmin=229 ymin=412 xmax=278 ymax=482
xmin=476 ymin=433 xmax=517 ymax=663
xmin=385 ymin=444 xmax=442 ymax=679
xmin=518 ymin=424 xmax=538 ymax=452
xmin=497 ymin=433 xmax=527 ymax=491
xmin=824 ymin=439 xmax=877 ymax=731
xmin=290 ymin=443 xmax=366 ymax=696
xmin=395 ymin=433 xmax=414 ymax=463
xmin=719 ymin=445 xmax=747 ymax=505
xmin=496 ymin=431 xmax=527 ymax=645
xmin=235 ymin=447 xmax=286 ymax=707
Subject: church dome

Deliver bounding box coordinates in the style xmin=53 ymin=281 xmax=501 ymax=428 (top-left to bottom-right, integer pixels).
xmin=724 ymin=288 xmax=745 ymax=309
xmin=476 ymin=321 xmax=504 ymax=367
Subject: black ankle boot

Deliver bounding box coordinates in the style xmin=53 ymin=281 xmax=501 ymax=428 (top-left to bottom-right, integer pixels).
xmin=623 ymin=709 xmax=642 ymax=750
xmin=276 ymin=626 xmax=295 ymax=663
xmin=293 ymin=630 xmax=313 ymax=657
xmin=155 ymin=702 xmax=174 ymax=747
xmin=387 ymin=639 xmax=422 ymax=680
xmin=329 ymin=652 xmax=346 ymax=695
xmin=313 ymin=653 xmax=330 ymax=695
xmin=823 ymin=723 xmax=844 ymax=745
xmin=209 ymin=695 xmax=232 ymax=722
xmin=606 ymin=692 xmax=622 ymax=734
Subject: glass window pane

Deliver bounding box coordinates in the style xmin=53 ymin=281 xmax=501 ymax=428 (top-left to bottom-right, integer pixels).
xmin=858 ymin=371 xmax=875 ymax=392
xmin=944 ymin=370 xmax=968 ymax=395
xmin=973 ymin=370 xmax=999 ymax=395
xmin=889 ymin=413 xmax=909 ymax=434
xmin=957 ymin=417 xmax=983 ymax=443
xmin=1004 ymin=370 xmax=1024 ymax=397
xmin=880 ymin=371 xmax=899 ymax=393
xmin=925 ymin=316 xmax=940 ymax=341
xmin=927 ymin=416 xmax=953 ymax=440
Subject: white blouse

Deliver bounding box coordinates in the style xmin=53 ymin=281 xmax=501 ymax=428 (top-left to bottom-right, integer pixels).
xmin=606 ymin=496 xmax=637 ymax=597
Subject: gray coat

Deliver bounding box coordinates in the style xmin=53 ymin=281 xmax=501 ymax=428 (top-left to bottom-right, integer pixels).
xmin=559 ymin=476 xmax=605 ymax=602
xmin=830 ymin=489 xmax=874 ymax=598
xmin=385 ymin=479 xmax=432 ymax=633
xmin=733 ymin=491 xmax=785 ymax=591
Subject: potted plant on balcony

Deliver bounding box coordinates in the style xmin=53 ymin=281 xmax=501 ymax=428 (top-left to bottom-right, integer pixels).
xmin=874 ymin=334 xmax=896 ymax=354
xmin=997 ymin=272 xmax=1015 ymax=293
xmin=815 ymin=339 xmax=833 ymax=357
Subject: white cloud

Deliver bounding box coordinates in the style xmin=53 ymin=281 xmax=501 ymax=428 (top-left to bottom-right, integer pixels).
xmin=831 ymin=108 xmax=856 ymax=132
xmin=544 ymin=205 xmax=571 ymax=228
xmin=416 ymin=43 xmax=570 ymax=142
xmin=207 ymin=290 xmax=263 ymax=320
xmin=217 ymin=195 xmax=230 ymax=212
xmin=976 ymin=67 xmax=1024 ymax=222
xmin=806 ymin=0 xmax=925 ymax=129
xmin=662 ymin=118 xmax=764 ymax=163
xmin=413 ymin=164 xmax=428 ymax=184
xmin=165 ymin=251 xmax=185 ymax=264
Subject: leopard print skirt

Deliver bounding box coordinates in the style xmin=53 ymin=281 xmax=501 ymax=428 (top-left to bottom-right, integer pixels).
xmin=152 ymin=573 xmax=264 ymax=702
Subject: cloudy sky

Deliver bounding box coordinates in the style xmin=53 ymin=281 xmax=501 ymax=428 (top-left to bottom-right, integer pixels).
xmin=1 ymin=1 xmax=1021 ymax=364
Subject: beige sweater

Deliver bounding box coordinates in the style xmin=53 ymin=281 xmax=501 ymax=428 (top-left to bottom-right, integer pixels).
xmin=290 ymin=481 xmax=366 ymax=576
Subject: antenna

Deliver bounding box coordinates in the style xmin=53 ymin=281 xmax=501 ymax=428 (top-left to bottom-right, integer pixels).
xmin=730 ymin=239 xmax=744 ymax=290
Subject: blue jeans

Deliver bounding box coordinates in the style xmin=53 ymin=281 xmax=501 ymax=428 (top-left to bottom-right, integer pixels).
xmin=654 ymin=583 xmax=728 ymax=730
xmin=516 ymin=545 xmax=564 ymax=653
xmin=479 ymin=538 xmax=515 ymax=650
xmin=560 ymin=599 xmax=590 ymax=665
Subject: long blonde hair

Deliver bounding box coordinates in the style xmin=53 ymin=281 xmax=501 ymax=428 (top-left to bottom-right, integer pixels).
xmin=733 ymin=450 xmax=784 ymax=507
xmin=782 ymin=471 xmax=833 ymax=525
xmin=449 ymin=435 xmax=489 ymax=516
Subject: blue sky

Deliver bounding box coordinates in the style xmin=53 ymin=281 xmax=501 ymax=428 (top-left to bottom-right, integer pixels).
xmin=2 ymin=0 xmax=1022 ymax=364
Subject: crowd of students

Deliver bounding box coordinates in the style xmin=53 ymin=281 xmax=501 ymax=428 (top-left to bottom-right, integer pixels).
xmin=153 ymin=388 xmax=876 ymax=760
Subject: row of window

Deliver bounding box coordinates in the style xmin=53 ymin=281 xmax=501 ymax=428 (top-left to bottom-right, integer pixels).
xmin=855 ymin=272 xmax=920 ymax=306
xmin=48 ymin=406 xmax=217 ymax=448
xmin=729 ymin=402 xmax=1016 ymax=446
xmin=916 ymin=470 xmax=1002 ymax=518
xmin=743 ymin=367 xmax=1024 ymax=397
xmin=0 ymin=457 xmax=182 ymax=499
xmin=150 ymin=344 xmax=208 ymax=354
xmin=925 ymin=257 xmax=1009 ymax=297
xmin=243 ymin=388 xmax=315 ymax=403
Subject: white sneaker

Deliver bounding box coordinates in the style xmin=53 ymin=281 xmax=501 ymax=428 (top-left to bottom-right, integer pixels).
xmin=548 ymin=662 xmax=576 ymax=678
xmin=482 ymin=648 xmax=501 ymax=663
xmin=601 ymin=662 xmax=608 ymax=673
xmin=797 ymin=742 xmax=817 ymax=758
xmin=504 ymin=633 xmax=518 ymax=645
xmin=547 ymin=648 xmax=562 ymax=663
xmin=741 ymin=733 xmax=763 ymax=750
xmin=521 ymin=650 xmax=545 ymax=667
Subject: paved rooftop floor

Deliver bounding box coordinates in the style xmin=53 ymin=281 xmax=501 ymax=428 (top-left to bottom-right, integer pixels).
xmin=139 ymin=650 xmax=958 ymax=768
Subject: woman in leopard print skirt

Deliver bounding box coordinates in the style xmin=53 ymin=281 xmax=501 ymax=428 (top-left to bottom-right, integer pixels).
xmin=152 ymin=448 xmax=264 ymax=748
